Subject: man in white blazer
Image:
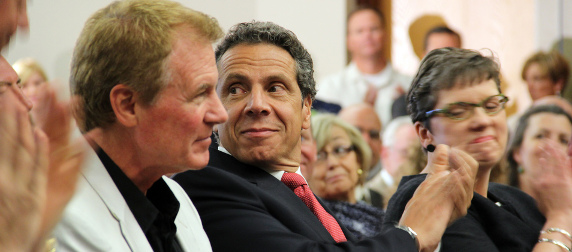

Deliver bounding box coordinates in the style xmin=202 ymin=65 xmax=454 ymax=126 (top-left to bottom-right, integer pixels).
xmin=53 ymin=0 xmax=228 ymax=251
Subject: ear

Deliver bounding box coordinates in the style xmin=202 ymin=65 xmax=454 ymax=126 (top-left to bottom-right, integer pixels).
xmin=109 ymin=84 xmax=138 ymax=128
xmin=380 ymin=145 xmax=389 ymax=160
xmin=512 ymin=147 xmax=522 ymax=164
xmin=301 ymin=96 xmax=312 ymax=130
xmin=555 ymin=79 xmax=565 ymax=94
xmin=414 ymin=121 xmax=433 ymax=149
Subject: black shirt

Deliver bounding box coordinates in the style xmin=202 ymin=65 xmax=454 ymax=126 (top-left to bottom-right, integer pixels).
xmin=97 ymin=149 xmax=183 ymax=252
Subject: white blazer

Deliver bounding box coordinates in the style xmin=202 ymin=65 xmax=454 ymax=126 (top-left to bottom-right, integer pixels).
xmin=53 ymin=147 xmax=212 ymax=252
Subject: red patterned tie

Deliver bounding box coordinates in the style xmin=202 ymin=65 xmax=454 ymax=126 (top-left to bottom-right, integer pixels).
xmin=281 ymin=172 xmax=347 ymax=243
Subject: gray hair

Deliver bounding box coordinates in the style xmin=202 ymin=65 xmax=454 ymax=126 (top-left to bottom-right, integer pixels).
xmin=407 ymin=47 xmax=501 ymax=129
xmin=382 ymin=116 xmax=413 ymax=147
xmin=215 ymin=21 xmax=316 ymax=101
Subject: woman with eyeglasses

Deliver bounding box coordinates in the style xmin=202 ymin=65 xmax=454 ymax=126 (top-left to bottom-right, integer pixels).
xmin=308 ymin=113 xmax=384 ymax=240
xmin=383 ymin=47 xmax=572 ymax=252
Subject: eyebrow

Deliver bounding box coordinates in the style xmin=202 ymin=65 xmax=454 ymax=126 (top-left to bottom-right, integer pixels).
xmin=224 ymin=72 xmax=292 ymax=84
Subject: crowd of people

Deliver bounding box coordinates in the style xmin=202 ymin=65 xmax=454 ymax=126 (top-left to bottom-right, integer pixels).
xmin=3 ymin=0 xmax=572 ymax=252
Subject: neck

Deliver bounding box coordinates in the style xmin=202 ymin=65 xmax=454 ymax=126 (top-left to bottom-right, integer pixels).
xmin=353 ymin=54 xmax=387 ymax=74
xmin=88 ymin=126 xmax=161 ymax=194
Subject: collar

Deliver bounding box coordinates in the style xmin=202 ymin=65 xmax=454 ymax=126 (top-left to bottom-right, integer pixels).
xmin=217 ymin=145 xmax=307 ymax=182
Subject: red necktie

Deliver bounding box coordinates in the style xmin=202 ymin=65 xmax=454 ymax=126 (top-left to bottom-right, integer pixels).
xmin=281 ymin=172 xmax=347 ymax=243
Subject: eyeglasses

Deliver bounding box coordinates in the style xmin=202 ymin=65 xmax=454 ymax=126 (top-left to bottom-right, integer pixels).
xmin=425 ymin=94 xmax=509 ymax=121
xmin=356 ymin=127 xmax=381 ymax=140
xmin=0 ymin=79 xmax=22 ymax=94
xmin=316 ymin=145 xmax=355 ymax=162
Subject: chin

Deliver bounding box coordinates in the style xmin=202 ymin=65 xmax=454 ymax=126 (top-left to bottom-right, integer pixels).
xmin=186 ymin=152 xmax=210 ymax=170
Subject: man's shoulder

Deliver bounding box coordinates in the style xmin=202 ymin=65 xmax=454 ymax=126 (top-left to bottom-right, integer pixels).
xmin=53 ymin=174 xmax=137 ymax=251
xmin=317 ymin=63 xmax=360 ymax=88
xmin=385 ymin=64 xmax=413 ymax=88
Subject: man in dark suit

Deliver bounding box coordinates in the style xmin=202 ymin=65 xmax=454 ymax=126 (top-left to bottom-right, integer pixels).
xmin=175 ymin=21 xmax=478 ymax=252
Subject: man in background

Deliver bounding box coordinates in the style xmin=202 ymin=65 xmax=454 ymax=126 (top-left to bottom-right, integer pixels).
xmin=316 ymin=6 xmax=412 ymax=126
xmin=338 ymin=103 xmax=385 ymax=208
xmin=423 ymin=26 xmax=462 ymax=56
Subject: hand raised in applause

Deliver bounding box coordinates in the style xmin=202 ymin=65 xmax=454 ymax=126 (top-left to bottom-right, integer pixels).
xmin=0 ymin=99 xmax=49 ymax=252
xmin=399 ymin=144 xmax=478 ymax=252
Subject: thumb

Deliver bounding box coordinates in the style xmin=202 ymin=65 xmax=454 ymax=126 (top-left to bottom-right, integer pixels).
xmin=425 ymin=144 xmax=450 ymax=174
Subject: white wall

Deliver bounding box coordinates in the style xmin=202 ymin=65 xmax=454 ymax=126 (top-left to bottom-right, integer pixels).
xmin=3 ymin=0 xmax=347 ymax=97
xmin=534 ymin=0 xmax=572 ymax=50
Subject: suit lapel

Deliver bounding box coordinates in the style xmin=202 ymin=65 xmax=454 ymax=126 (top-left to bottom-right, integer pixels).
xmin=82 ymin=148 xmax=153 ymax=252
xmin=209 ymin=149 xmax=337 ymax=242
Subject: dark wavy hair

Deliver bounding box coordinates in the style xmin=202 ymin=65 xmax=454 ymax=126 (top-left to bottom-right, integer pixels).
xmin=407 ymin=47 xmax=501 ymax=130
xmin=215 ymin=21 xmax=316 ymax=101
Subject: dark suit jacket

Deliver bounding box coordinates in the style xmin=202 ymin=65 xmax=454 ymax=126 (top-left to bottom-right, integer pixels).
xmin=174 ymin=147 xmax=417 ymax=252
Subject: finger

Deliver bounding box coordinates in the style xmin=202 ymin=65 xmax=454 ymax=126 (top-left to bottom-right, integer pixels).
xmin=538 ymin=141 xmax=568 ymax=177
xmin=449 ymin=148 xmax=478 ymax=179
xmin=31 ymin=128 xmax=49 ymax=193
xmin=425 ymin=144 xmax=450 ymax=174
xmin=14 ymin=107 xmax=36 ymax=181
xmin=0 ymin=105 xmax=18 ymax=173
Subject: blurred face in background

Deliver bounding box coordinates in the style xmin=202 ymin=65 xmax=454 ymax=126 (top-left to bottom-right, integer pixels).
xmin=339 ymin=105 xmax=382 ymax=169
xmin=424 ymin=32 xmax=461 ymax=56
xmin=347 ymin=9 xmax=385 ymax=59
xmin=524 ymin=63 xmax=561 ymax=101
xmin=312 ymin=126 xmax=360 ymax=203
xmin=20 ymin=71 xmax=47 ymax=107
xmin=0 ymin=57 xmax=31 ymax=111
xmin=300 ymin=126 xmax=317 ymax=179
xmin=513 ymin=112 xmax=572 ymax=192
xmin=381 ymin=124 xmax=417 ymax=176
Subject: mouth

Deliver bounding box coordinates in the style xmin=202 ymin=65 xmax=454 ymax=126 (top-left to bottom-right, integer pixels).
xmin=241 ymin=128 xmax=278 ymax=137
xmin=325 ymin=173 xmax=346 ymax=183
xmin=196 ymin=134 xmax=212 ymax=143
xmin=471 ymin=135 xmax=495 ymax=144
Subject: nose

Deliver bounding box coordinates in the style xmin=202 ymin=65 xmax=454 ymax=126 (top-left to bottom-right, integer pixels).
xmin=18 ymin=0 xmax=30 ymax=31
xmin=468 ymin=107 xmax=493 ymax=131
xmin=245 ymin=86 xmax=270 ymax=116
xmin=361 ymin=131 xmax=371 ymax=143
xmin=205 ymin=91 xmax=228 ymax=124
xmin=326 ymin=151 xmax=341 ymax=169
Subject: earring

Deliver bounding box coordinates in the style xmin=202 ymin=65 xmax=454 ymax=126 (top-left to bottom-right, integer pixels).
xmin=426 ymin=144 xmax=436 ymax=152
xmin=357 ymin=169 xmax=363 ymax=175
xmin=518 ymin=166 xmax=524 ymax=174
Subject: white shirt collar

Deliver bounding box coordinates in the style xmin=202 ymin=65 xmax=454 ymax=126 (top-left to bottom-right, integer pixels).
xmin=217 ymin=145 xmax=306 ymax=182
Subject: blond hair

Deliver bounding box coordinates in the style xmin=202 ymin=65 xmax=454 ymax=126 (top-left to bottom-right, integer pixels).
xmin=12 ymin=58 xmax=48 ymax=85
xmin=312 ymin=113 xmax=372 ymax=184
xmin=72 ymin=0 xmax=223 ymax=131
